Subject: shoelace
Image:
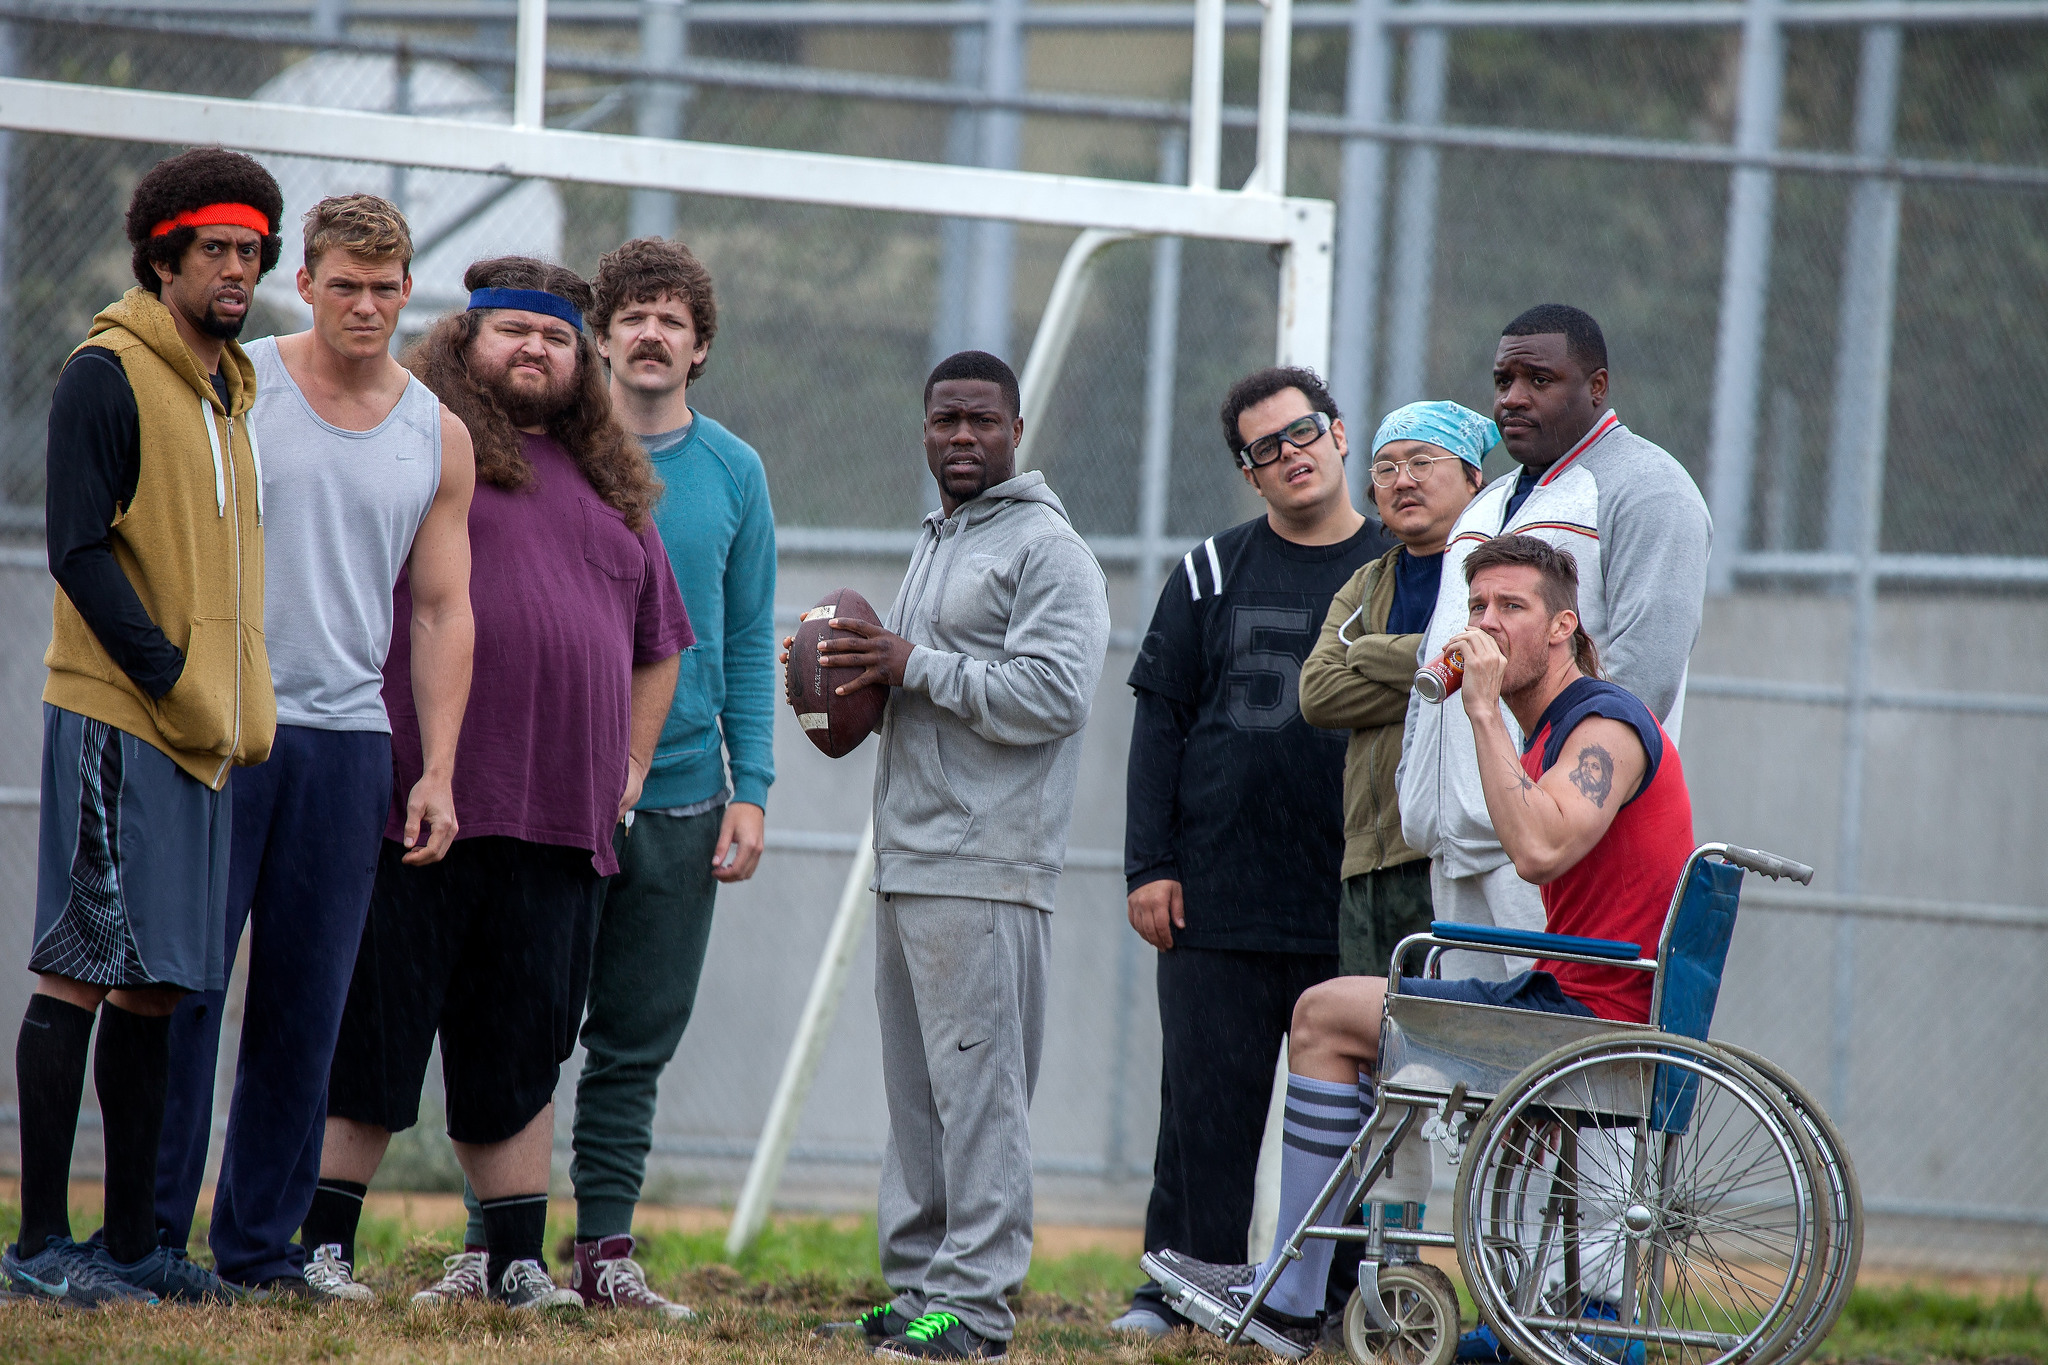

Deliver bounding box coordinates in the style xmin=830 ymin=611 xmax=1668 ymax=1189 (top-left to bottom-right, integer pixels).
xmin=500 ymin=1259 xmax=559 ymax=1298
xmin=58 ymin=1245 xmax=141 ymax=1293
xmin=859 ymin=1305 xmax=896 ymax=1330
xmin=431 ymin=1252 xmax=488 ymax=1296
xmin=306 ymin=1247 xmax=358 ymax=1288
xmin=160 ymin=1254 xmax=221 ymax=1296
xmin=904 ymin=1311 xmax=961 ymax=1343
xmin=594 ymin=1255 xmax=661 ymax=1304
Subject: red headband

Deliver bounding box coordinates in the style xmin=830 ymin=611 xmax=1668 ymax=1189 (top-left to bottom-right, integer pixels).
xmin=149 ymin=202 xmax=271 ymax=238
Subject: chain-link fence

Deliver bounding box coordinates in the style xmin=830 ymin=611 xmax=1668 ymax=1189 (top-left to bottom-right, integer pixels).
xmin=0 ymin=0 xmax=2043 ymax=1269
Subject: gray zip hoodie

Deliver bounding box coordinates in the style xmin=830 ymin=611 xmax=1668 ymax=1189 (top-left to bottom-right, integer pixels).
xmin=1395 ymin=412 xmax=1711 ymax=878
xmin=871 ymin=470 xmax=1111 ymax=911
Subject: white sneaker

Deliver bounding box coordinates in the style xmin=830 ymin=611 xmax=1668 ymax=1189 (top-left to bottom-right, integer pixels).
xmin=410 ymin=1250 xmax=489 ymax=1307
xmin=495 ymin=1258 xmax=583 ymax=1311
xmin=302 ymin=1243 xmax=376 ymax=1302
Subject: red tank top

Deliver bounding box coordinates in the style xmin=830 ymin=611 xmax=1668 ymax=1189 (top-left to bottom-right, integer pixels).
xmin=1519 ymin=678 xmax=1694 ymax=1023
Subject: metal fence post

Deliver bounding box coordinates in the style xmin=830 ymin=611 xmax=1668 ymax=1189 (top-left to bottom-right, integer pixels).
xmin=1106 ymin=128 xmax=1188 ymax=1183
xmin=970 ymin=0 xmax=1023 ymax=357
xmin=630 ymin=0 xmax=690 ymax=241
xmin=1380 ymin=19 xmax=1446 ymax=411
xmin=311 ymin=0 xmax=348 ymax=39
xmin=1703 ymin=0 xmax=1783 ymax=594
xmin=1189 ymin=0 xmax=1224 ymax=192
xmin=1332 ymin=0 xmax=1390 ymax=502
xmin=513 ymin=0 xmax=549 ymax=130
xmin=1827 ymin=23 xmax=1904 ymax=1122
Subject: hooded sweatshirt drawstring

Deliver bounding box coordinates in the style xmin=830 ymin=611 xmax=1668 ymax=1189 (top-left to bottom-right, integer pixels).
xmin=200 ymin=393 xmax=225 ymax=516
xmin=237 ymin=413 xmax=264 ymax=525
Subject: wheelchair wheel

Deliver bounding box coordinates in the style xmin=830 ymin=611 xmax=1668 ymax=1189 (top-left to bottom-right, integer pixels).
xmin=1454 ymin=1032 xmax=1827 ymax=1365
xmin=1716 ymin=1044 xmax=1863 ymax=1365
xmin=1344 ymin=1263 xmax=1462 ymax=1365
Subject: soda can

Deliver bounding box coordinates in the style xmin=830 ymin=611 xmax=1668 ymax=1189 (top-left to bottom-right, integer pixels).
xmin=1414 ymin=649 xmax=1465 ymax=703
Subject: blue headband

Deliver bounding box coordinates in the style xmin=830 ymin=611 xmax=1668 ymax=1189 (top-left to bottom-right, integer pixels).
xmin=1371 ymin=400 xmax=1500 ymax=468
xmin=467 ymin=287 xmax=584 ymax=333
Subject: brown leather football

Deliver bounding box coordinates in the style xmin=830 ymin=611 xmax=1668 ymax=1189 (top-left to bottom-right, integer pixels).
xmin=786 ymin=588 xmax=889 ymax=758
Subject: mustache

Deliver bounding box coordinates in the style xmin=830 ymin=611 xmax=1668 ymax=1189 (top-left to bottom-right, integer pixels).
xmin=627 ymin=340 xmax=672 ymax=364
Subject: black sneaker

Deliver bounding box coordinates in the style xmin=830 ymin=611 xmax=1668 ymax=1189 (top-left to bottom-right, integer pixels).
xmin=817 ymin=1302 xmax=913 ymax=1343
xmin=876 ymin=1311 xmax=1007 ymax=1360
xmin=88 ymin=1236 xmax=233 ymax=1303
xmin=1141 ymin=1249 xmax=1320 ymax=1359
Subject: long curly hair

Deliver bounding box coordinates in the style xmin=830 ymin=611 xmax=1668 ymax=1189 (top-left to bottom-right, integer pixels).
xmin=125 ymin=147 xmax=285 ymax=295
xmin=402 ymin=257 xmax=661 ymax=530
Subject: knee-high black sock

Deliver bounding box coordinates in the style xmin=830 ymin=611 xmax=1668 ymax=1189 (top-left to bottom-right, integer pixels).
xmin=94 ymin=1003 xmax=170 ymax=1264
xmin=302 ymin=1179 xmax=368 ymax=1268
xmin=13 ymin=995 xmax=96 ymax=1252
xmin=478 ymin=1193 xmax=550 ymax=1290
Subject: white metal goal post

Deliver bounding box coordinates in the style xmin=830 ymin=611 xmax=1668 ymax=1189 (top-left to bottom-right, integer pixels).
xmin=0 ymin=0 xmax=1328 ymax=1254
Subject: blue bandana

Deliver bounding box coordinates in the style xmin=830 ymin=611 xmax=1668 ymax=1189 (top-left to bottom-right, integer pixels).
xmin=467 ymin=286 xmax=584 ymax=333
xmin=1371 ymin=400 xmax=1500 ymax=468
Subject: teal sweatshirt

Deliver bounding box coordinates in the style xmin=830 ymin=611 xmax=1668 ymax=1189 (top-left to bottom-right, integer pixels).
xmin=637 ymin=410 xmax=777 ymax=812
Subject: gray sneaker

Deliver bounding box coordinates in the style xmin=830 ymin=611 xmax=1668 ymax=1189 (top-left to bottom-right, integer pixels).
xmin=2 ymin=1236 xmax=159 ymax=1307
xmin=411 ymin=1250 xmax=489 ymax=1308
xmin=493 ymin=1257 xmax=583 ymax=1311
xmin=1109 ymin=1304 xmax=1177 ymax=1337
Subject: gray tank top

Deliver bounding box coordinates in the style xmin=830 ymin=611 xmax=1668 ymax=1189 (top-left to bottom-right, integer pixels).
xmin=248 ymin=335 xmax=441 ymax=732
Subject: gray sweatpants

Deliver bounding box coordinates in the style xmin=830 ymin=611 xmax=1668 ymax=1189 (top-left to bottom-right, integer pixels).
xmin=874 ymin=892 xmax=1051 ymax=1342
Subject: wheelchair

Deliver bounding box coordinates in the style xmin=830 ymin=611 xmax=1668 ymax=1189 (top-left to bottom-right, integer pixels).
xmin=1146 ymin=843 xmax=1862 ymax=1365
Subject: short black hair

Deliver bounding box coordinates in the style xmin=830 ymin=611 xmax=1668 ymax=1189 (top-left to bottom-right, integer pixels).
xmin=925 ymin=350 xmax=1020 ymax=417
xmin=125 ymin=147 xmax=285 ymax=295
xmin=1219 ymin=366 xmax=1339 ymax=456
xmin=1502 ymin=304 xmax=1607 ymax=375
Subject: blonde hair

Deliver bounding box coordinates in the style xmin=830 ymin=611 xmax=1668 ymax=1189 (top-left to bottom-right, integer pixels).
xmin=303 ymin=193 xmax=413 ymax=275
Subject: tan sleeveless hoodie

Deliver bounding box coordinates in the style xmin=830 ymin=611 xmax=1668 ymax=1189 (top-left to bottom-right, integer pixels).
xmin=42 ymin=287 xmax=275 ymax=790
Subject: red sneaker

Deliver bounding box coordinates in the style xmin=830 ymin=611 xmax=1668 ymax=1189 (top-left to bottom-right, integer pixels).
xmin=571 ymin=1234 xmax=695 ymax=1320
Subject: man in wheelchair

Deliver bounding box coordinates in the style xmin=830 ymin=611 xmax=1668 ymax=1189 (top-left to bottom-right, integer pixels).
xmin=1146 ymin=534 xmax=1695 ymax=1352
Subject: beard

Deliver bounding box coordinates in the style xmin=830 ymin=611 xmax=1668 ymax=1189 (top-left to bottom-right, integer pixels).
xmin=196 ymin=304 xmax=246 ymax=341
xmin=479 ymin=355 xmax=579 ymax=428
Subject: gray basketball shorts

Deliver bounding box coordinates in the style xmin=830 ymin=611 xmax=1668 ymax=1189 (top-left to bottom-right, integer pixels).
xmin=30 ymin=704 xmax=231 ymax=992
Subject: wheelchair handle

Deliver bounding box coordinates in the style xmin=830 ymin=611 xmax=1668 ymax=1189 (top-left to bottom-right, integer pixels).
xmin=1719 ymin=845 xmax=1815 ymax=884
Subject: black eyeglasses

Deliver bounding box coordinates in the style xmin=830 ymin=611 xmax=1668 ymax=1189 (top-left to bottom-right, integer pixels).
xmin=1237 ymin=411 xmax=1332 ymax=468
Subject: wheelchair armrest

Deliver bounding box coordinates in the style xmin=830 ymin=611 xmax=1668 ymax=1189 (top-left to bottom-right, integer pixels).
xmin=1427 ymin=920 xmax=1643 ymax=962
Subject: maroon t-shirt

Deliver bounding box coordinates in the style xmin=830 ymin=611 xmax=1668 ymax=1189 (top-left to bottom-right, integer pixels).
xmin=383 ymin=432 xmax=692 ymax=874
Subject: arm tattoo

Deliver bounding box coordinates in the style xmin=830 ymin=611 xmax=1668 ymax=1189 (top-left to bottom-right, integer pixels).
xmin=1568 ymin=744 xmax=1616 ymax=809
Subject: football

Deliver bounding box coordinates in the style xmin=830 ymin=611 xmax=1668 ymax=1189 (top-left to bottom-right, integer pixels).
xmin=786 ymin=588 xmax=889 ymax=758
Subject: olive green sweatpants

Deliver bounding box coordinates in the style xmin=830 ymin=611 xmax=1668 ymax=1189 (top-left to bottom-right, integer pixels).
xmin=462 ymin=807 xmax=722 ymax=1243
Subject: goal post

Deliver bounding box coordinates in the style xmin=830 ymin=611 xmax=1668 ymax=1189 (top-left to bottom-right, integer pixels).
xmin=0 ymin=0 xmax=1330 ymax=1250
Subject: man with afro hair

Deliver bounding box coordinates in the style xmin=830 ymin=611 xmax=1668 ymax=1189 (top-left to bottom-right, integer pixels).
xmin=7 ymin=147 xmax=282 ymax=1306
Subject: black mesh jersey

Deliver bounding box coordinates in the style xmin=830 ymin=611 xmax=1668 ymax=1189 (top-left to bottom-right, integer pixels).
xmin=1125 ymin=514 xmax=1395 ymax=953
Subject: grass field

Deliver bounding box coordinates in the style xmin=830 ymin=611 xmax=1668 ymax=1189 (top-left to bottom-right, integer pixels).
xmin=0 ymin=1199 xmax=2041 ymax=1364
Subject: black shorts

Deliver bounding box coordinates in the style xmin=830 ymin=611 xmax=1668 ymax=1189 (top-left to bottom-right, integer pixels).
xmin=328 ymin=835 xmax=606 ymax=1144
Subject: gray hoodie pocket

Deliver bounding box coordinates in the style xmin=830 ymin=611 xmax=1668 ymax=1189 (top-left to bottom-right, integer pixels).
xmin=881 ymin=713 xmax=974 ymax=856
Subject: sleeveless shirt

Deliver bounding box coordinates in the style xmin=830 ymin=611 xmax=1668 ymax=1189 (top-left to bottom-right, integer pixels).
xmin=1519 ymin=677 xmax=1695 ymax=1023
xmin=247 ymin=335 xmax=441 ymax=732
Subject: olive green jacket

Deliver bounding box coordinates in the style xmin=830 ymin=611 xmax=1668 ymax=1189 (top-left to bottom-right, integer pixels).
xmin=1298 ymin=544 xmax=1425 ymax=880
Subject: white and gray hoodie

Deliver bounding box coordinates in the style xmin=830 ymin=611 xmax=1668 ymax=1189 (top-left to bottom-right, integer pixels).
xmin=871 ymin=470 xmax=1112 ymax=912
xmin=1396 ymin=411 xmax=1712 ymax=878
